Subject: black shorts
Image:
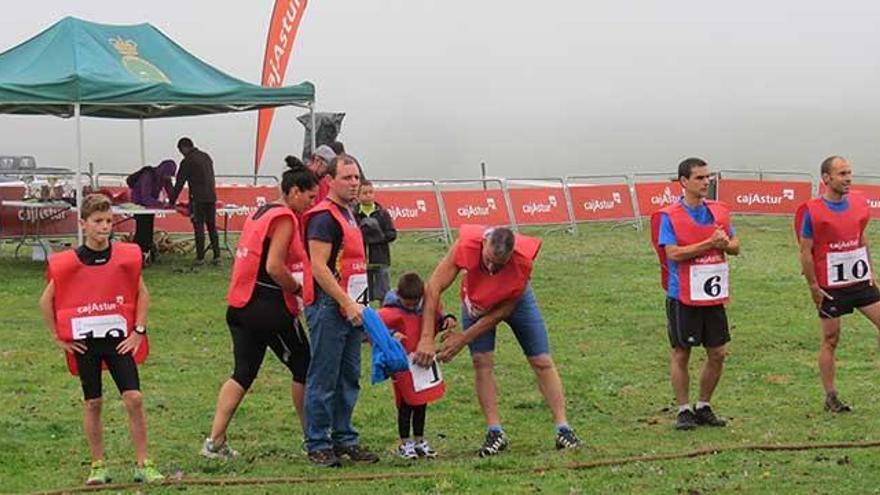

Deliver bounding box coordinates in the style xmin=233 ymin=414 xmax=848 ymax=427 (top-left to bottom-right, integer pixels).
xmin=666 ymin=297 xmax=730 ymax=349
xmin=819 ymin=281 xmax=880 ymax=319
xmin=227 ymin=291 xmax=311 ymax=388
xmin=73 ymin=337 xmax=141 ymax=400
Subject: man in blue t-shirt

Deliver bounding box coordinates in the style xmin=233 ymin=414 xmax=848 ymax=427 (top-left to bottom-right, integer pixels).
xmin=797 ymin=155 xmax=880 ymax=413
xmin=656 ymin=158 xmax=740 ymax=431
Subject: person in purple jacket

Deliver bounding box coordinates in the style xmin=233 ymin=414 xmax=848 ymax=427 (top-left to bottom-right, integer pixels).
xmin=127 ymin=160 xmax=177 ymax=261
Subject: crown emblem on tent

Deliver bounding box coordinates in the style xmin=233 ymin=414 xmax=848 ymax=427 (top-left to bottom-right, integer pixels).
xmin=109 ymin=36 xmax=139 ymax=57
xmin=108 ymin=35 xmax=171 ymax=84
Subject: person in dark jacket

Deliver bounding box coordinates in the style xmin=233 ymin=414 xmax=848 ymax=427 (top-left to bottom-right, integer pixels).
xmin=355 ymin=180 xmax=397 ymax=303
xmin=169 ymin=137 xmax=220 ymax=266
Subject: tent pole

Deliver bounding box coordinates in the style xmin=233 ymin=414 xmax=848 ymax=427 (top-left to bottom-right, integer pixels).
xmin=74 ymin=103 xmax=83 ymax=245
xmin=310 ymin=102 xmax=316 ymax=156
xmin=139 ymin=118 xmax=146 ymax=168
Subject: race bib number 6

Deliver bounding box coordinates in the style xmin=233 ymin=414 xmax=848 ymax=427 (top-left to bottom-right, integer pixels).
xmin=827 ymin=247 xmax=871 ymax=287
xmin=71 ymin=314 xmax=128 ymax=340
xmin=689 ymin=263 xmax=729 ymax=302
xmin=347 ymin=273 xmax=369 ymax=306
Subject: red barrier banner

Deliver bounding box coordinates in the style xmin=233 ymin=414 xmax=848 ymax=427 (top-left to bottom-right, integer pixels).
xmin=717 ymin=179 xmax=811 ymax=214
xmin=635 ymin=182 xmax=682 ymax=216
xmin=818 ymin=183 xmax=880 ymax=218
xmin=440 ymin=189 xmax=510 ymax=228
xmin=568 ymin=184 xmax=635 ymax=221
xmin=374 ymin=189 xmax=443 ymax=231
xmin=0 ymin=185 xmax=279 ymax=238
xmin=507 ymin=187 xmax=570 ymax=225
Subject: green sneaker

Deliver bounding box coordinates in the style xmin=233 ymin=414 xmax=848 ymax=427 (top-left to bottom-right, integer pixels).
xmin=133 ymin=459 xmax=164 ymax=483
xmin=85 ymin=460 xmax=111 ymax=485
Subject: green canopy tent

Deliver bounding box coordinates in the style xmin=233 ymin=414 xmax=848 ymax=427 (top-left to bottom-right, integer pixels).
xmin=0 ymin=16 xmax=316 ymax=242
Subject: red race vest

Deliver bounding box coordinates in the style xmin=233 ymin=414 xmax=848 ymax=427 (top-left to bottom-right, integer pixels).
xmin=227 ymin=204 xmax=306 ymax=315
xmin=301 ymin=198 xmax=368 ymax=306
xmin=47 ymin=242 xmax=149 ymax=376
xmin=794 ymin=193 xmax=872 ymax=289
xmin=377 ymin=306 xmax=446 ymax=406
xmin=454 ymin=224 xmax=541 ymax=317
xmin=650 ymin=201 xmax=732 ymax=306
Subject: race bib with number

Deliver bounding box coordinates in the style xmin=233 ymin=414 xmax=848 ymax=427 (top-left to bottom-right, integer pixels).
xmin=826 ymin=247 xmax=871 ymax=287
xmin=347 ymin=273 xmax=369 ymax=306
xmin=689 ymin=262 xmax=729 ymax=302
xmin=408 ymin=354 xmax=444 ymax=392
xmin=71 ymin=314 xmax=128 ymax=340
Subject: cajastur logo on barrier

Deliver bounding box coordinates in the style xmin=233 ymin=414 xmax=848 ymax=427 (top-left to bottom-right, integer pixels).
xmin=76 ymin=299 xmax=121 ymax=315
xmin=651 ymin=187 xmax=678 ymax=206
xmin=522 ymin=195 xmax=558 ymax=215
xmin=388 ymin=199 xmax=428 ymax=220
xmin=735 ymin=188 xmax=795 ymax=206
xmin=457 ymin=198 xmax=497 ymax=218
xmin=17 ymin=206 xmax=69 ymax=223
xmin=583 ymin=192 xmax=623 ymax=212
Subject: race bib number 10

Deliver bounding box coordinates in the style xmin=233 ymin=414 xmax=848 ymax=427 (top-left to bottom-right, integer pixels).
xmin=71 ymin=314 xmax=128 ymax=340
xmin=408 ymin=354 xmax=444 ymax=392
xmin=827 ymin=247 xmax=871 ymax=287
xmin=347 ymin=273 xmax=369 ymax=306
xmin=689 ymin=263 xmax=729 ymax=302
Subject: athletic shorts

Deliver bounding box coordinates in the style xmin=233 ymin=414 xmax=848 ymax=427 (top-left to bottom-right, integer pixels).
xmin=666 ymin=297 xmax=730 ymax=349
xmin=819 ymin=281 xmax=880 ymax=319
xmin=461 ymin=285 xmax=550 ymax=357
xmin=227 ymin=291 xmax=311 ymax=387
xmin=73 ymin=337 xmax=141 ymax=400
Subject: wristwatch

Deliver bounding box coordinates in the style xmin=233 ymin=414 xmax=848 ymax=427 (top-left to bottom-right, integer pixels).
xmin=134 ymin=325 xmax=147 ymax=335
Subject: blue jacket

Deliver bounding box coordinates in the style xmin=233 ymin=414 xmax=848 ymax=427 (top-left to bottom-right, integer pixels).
xmin=362 ymin=307 xmax=410 ymax=384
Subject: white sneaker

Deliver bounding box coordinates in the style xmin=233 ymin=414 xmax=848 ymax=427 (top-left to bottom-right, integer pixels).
xmin=414 ymin=440 xmax=437 ymax=458
xmin=397 ymin=440 xmax=418 ymax=460
xmin=201 ymin=437 xmax=240 ymax=460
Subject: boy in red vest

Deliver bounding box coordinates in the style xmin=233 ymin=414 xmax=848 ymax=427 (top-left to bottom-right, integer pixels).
xmin=38 ymin=194 xmax=163 ymax=485
xmin=378 ymin=272 xmax=456 ymax=459
xmin=795 ymin=156 xmax=880 ymax=412
xmin=650 ymin=158 xmax=740 ymax=431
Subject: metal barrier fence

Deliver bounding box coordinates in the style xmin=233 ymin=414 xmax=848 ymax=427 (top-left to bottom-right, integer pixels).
xmin=5 ymin=169 xmax=869 ymax=241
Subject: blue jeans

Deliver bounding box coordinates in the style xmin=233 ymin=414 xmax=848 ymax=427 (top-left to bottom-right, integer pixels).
xmin=304 ymin=292 xmax=363 ymax=452
xmin=462 ymin=285 xmax=551 ymax=357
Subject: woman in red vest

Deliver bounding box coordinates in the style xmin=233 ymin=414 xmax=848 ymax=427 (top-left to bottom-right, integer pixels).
xmin=413 ymin=225 xmax=581 ymax=457
xmin=201 ymin=157 xmax=319 ymax=459
xmin=39 ymin=194 xmax=163 ymax=485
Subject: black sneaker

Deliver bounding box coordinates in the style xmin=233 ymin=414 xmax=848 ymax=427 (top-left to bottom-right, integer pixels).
xmin=675 ymin=409 xmax=698 ymax=430
xmin=307 ymin=448 xmax=341 ymax=468
xmin=825 ymin=393 xmax=852 ymax=413
xmin=478 ymin=430 xmax=509 ymax=457
xmin=555 ymin=427 xmax=582 ymax=450
xmin=333 ymin=444 xmax=379 ymax=463
xmin=694 ymin=405 xmax=727 ymax=427
xmin=209 ymin=257 xmax=221 ymax=267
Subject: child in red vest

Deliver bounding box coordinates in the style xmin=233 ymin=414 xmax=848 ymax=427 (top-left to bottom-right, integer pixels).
xmin=378 ymin=272 xmax=456 ymax=459
xmin=38 ymin=194 xmax=163 ymax=485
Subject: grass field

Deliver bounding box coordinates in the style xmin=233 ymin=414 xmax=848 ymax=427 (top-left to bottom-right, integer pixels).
xmin=4 ymin=216 xmax=880 ymax=494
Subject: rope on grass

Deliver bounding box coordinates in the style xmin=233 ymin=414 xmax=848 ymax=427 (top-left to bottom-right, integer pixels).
xmin=31 ymin=439 xmax=880 ymax=495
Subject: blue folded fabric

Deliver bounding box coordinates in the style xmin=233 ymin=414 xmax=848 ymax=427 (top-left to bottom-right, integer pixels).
xmin=361 ymin=307 xmax=410 ymax=384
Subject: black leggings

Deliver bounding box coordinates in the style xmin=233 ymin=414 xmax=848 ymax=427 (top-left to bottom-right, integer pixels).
xmin=74 ymin=337 xmax=141 ymax=400
xmin=226 ymin=292 xmax=310 ymax=389
xmin=398 ymin=403 xmax=427 ymax=439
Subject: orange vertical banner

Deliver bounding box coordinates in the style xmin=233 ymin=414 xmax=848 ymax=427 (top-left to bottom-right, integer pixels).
xmin=255 ymin=0 xmax=309 ymax=174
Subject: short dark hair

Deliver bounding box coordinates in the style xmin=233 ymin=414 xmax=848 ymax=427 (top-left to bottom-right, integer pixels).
xmin=329 ymin=141 xmax=345 ymax=154
xmin=397 ymin=272 xmax=424 ymax=301
xmin=360 ymin=179 xmax=373 ymax=188
xmin=821 ymin=155 xmax=845 ymax=175
xmin=677 ymin=157 xmax=708 ymax=179
xmin=81 ymin=193 xmax=112 ymax=220
xmin=328 ymin=153 xmax=362 ymax=179
xmin=486 ymin=227 xmax=515 ymax=259
xmin=177 ymin=137 xmax=194 ymax=150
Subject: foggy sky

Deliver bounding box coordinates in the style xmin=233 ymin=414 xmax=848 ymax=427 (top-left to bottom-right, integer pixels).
xmin=0 ymin=1 xmax=879 ymax=181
